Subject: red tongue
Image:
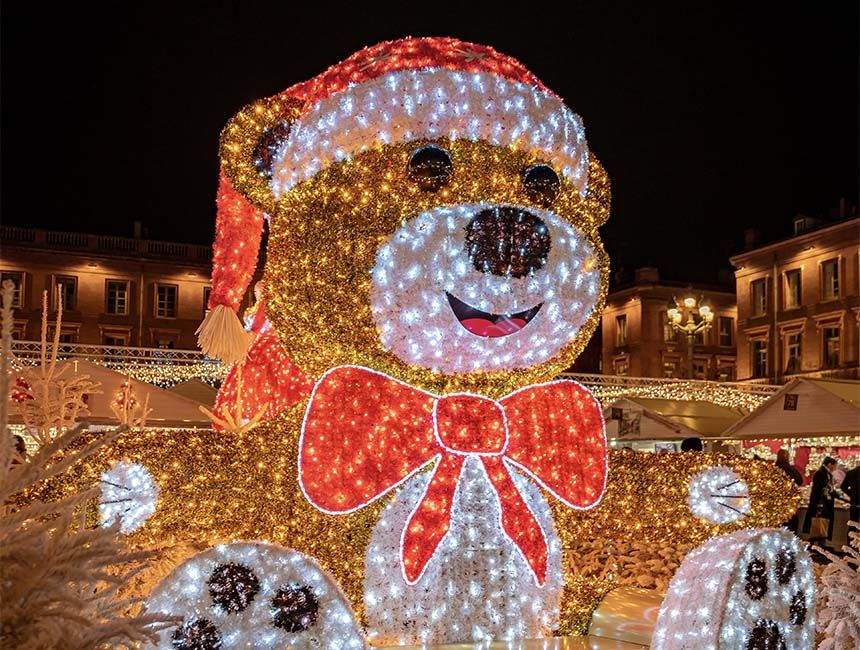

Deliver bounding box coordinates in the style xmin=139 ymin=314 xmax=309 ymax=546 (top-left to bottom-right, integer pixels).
xmin=461 ymin=317 xmax=527 ymax=338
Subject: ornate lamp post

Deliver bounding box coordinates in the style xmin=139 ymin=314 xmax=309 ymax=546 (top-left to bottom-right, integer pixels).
xmin=667 ymin=295 xmax=714 ymax=379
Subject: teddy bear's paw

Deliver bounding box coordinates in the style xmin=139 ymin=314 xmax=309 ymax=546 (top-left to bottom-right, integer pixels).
xmin=99 ymin=461 xmax=159 ymax=534
xmin=652 ymin=528 xmax=815 ymax=650
xmin=144 ymin=542 xmax=365 ymax=649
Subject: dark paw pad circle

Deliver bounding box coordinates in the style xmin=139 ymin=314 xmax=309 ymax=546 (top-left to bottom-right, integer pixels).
xmin=171 ymin=618 xmax=222 ymax=650
xmin=789 ymin=591 xmax=807 ymax=626
xmin=775 ymin=549 xmax=796 ymax=585
xmin=272 ymin=584 xmax=319 ymax=632
xmin=208 ymin=562 xmax=260 ymax=613
xmin=746 ymin=619 xmax=786 ymax=650
xmin=744 ymin=557 xmax=768 ymax=600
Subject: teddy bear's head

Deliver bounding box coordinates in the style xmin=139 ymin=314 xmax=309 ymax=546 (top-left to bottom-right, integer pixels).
xmin=208 ymin=37 xmax=610 ymax=397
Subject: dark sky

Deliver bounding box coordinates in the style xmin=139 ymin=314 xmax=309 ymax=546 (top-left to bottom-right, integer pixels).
xmin=2 ymin=2 xmax=857 ymax=285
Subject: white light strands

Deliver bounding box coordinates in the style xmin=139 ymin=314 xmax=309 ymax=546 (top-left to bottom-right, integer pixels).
xmin=99 ymin=461 xmax=159 ymax=534
xmin=370 ymin=204 xmax=599 ymax=373
xmin=688 ymin=466 xmax=751 ymax=525
xmin=363 ymin=456 xmax=563 ymax=645
xmin=652 ymin=528 xmax=815 ymax=650
xmin=144 ymin=542 xmax=365 ymax=649
xmin=270 ymin=69 xmax=589 ymax=199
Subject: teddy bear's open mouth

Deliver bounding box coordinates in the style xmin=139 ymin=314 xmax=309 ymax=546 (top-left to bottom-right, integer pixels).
xmin=445 ymin=292 xmax=542 ymax=338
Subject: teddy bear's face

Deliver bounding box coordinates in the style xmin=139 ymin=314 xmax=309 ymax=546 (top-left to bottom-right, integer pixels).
xmin=263 ymin=137 xmax=609 ymax=396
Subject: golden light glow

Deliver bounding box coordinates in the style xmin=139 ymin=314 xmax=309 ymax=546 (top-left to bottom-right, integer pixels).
xmin=264 ymin=138 xmax=611 ymax=399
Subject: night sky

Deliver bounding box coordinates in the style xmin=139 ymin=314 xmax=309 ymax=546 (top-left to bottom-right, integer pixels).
xmin=2 ymin=3 xmax=857 ymax=286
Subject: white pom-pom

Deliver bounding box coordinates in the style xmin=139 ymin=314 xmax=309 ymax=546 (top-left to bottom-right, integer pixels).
xmin=196 ymin=304 xmax=252 ymax=365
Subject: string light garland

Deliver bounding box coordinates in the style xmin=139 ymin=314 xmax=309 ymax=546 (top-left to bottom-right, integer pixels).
xmin=652 ymin=528 xmax=815 ymax=650
xmin=143 ymin=542 xmax=364 ymax=649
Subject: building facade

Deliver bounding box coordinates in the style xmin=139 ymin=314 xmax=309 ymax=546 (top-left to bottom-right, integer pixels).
xmin=730 ymin=216 xmax=860 ymax=382
xmin=0 ymin=226 xmax=231 ymax=350
xmin=601 ymin=268 xmax=738 ymax=380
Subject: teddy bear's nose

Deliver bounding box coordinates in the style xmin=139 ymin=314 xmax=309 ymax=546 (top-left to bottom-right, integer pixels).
xmin=465 ymin=207 xmax=551 ymax=278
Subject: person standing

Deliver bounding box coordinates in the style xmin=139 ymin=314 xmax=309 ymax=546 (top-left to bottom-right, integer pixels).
xmin=775 ymin=449 xmax=803 ymax=531
xmin=775 ymin=449 xmax=803 ymax=485
xmin=802 ymin=457 xmax=838 ymax=543
xmin=841 ymin=465 xmax=860 ymax=523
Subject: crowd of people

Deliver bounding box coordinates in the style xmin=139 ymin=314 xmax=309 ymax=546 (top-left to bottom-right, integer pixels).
xmin=774 ymin=451 xmax=858 ymax=546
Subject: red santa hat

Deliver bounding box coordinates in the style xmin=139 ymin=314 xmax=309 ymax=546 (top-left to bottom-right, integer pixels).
xmin=198 ymin=36 xmax=593 ymax=363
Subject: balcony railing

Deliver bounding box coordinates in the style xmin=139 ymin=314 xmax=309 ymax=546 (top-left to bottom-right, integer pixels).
xmin=11 ymin=339 xmax=213 ymax=366
xmin=1 ymin=225 xmax=212 ymax=262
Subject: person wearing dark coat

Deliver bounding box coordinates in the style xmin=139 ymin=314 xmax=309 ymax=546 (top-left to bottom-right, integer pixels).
xmin=802 ymin=457 xmax=838 ymax=541
xmin=775 ymin=449 xmax=803 ymax=486
xmin=775 ymin=449 xmax=803 ymax=531
xmin=841 ymin=465 xmax=860 ymax=523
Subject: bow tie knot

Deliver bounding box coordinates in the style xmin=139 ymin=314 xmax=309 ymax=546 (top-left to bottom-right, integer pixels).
xmin=299 ymin=365 xmax=607 ymax=586
xmin=434 ymin=394 xmax=507 ymax=455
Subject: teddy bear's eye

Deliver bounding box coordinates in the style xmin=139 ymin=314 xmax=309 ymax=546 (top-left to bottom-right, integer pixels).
xmin=408 ymin=144 xmax=453 ymax=191
xmin=522 ymin=164 xmax=560 ymax=206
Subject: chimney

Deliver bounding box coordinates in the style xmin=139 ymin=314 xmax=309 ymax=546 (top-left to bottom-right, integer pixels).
xmin=133 ymin=220 xmax=143 ymax=239
xmin=634 ymin=267 xmax=659 ymax=284
xmin=744 ymin=228 xmax=761 ymax=250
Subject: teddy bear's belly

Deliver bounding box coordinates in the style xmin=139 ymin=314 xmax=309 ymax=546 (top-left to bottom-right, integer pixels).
xmin=363 ymin=455 xmax=563 ymax=645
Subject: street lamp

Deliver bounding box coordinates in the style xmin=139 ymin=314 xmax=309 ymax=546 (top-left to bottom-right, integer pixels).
xmin=666 ymin=294 xmax=714 ymax=379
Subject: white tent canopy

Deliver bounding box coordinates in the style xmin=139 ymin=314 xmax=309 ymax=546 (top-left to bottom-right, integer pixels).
xmin=168 ymin=378 xmax=218 ymax=407
xmin=12 ymin=360 xmax=212 ymax=429
xmin=603 ymin=397 xmax=745 ymax=442
xmin=723 ymin=378 xmax=860 ymax=440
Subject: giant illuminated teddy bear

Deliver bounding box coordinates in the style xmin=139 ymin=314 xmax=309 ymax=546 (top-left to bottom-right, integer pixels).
xmin=193 ymin=36 xmax=611 ymax=644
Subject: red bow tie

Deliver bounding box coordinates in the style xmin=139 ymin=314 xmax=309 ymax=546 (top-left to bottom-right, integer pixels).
xmin=299 ymin=365 xmax=607 ymax=585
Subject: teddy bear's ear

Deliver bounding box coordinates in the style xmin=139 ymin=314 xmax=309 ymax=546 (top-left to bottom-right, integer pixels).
xmin=585 ymin=154 xmax=611 ymax=228
xmin=218 ymin=94 xmax=304 ymax=215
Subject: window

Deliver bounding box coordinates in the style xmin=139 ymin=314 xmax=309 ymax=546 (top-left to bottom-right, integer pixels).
xmin=662 ymin=312 xmax=676 ymax=342
xmin=751 ymin=279 xmax=767 ymax=317
xmin=752 ymin=340 xmax=768 ymax=378
xmin=663 ymin=360 xmax=679 ymax=378
xmin=822 ymin=259 xmax=839 ymax=300
xmin=203 ymin=286 xmax=212 ymax=317
xmin=156 ymin=337 xmax=176 ymax=350
xmin=106 ymin=280 xmax=129 ymax=315
xmin=615 ymin=314 xmax=627 ymax=347
xmin=54 ymin=276 xmax=77 ymax=311
xmin=823 ymin=327 xmax=840 ymax=368
xmin=717 ymin=364 xmax=735 ymax=382
xmin=784 ymin=269 xmax=802 ymax=309
xmin=57 ymin=331 xmax=77 ymax=344
xmin=718 ymin=317 xmax=734 ymax=347
xmin=693 ymin=329 xmax=708 ymax=345
xmin=102 ymin=333 xmax=128 ymax=347
xmin=613 ymin=358 xmax=629 ymax=376
xmin=692 ymin=360 xmax=707 ymax=379
xmin=785 ymin=332 xmax=802 ymax=374
xmin=155 ymin=284 xmax=178 ymax=318
xmin=1 ymin=271 xmax=24 ymax=308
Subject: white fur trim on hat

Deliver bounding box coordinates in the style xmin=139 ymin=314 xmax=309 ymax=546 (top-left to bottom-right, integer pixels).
xmin=271 ymin=68 xmax=589 ymax=198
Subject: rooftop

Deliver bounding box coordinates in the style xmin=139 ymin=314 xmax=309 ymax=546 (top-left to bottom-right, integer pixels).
xmin=0 ymin=225 xmax=212 ymax=264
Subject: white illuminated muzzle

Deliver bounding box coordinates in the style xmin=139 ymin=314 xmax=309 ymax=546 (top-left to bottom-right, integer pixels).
xmin=370 ymin=203 xmax=600 ymax=373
